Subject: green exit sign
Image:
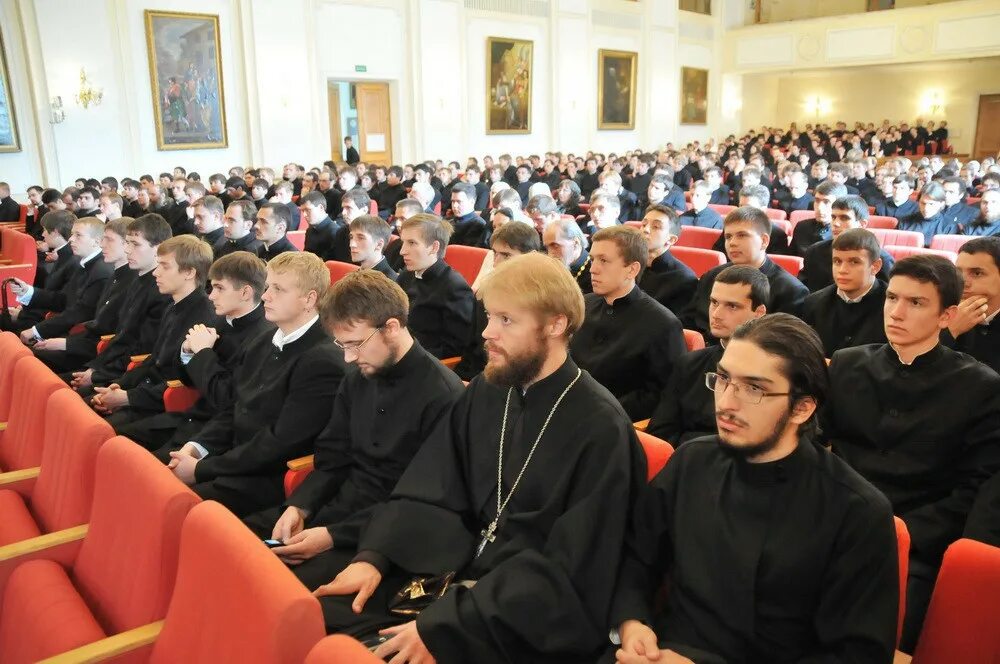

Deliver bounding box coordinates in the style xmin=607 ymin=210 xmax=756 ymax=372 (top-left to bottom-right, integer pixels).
xmin=355 ymin=65 xmax=367 ymax=73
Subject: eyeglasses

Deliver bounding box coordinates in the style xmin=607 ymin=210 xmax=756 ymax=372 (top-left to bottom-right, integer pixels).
xmin=704 ymin=372 xmax=791 ymax=405
xmin=333 ymin=325 xmax=383 ymax=354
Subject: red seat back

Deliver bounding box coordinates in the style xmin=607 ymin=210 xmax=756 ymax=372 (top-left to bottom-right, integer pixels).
xmin=894 ymin=517 xmax=910 ymax=647
xmin=884 ymin=245 xmax=957 ymax=263
xmin=30 ymin=390 xmax=114 ymax=534
xmin=763 ymin=207 xmax=788 ymax=221
xmin=929 ymin=234 xmax=972 ymax=253
xmin=636 ymin=430 xmax=673 ymax=481
xmin=286 ymin=230 xmax=306 ymax=251
xmin=72 ymin=437 xmax=199 ymax=635
xmin=163 ymin=385 xmax=200 ymax=413
xmin=0 ymin=356 xmax=67 ymax=471
xmin=325 ymin=260 xmax=360 ymax=285
xmin=0 ymin=333 xmax=31 ymax=423
xmin=444 ymin=245 xmax=489 ymax=285
xmin=306 ymin=635 xmax=384 ymax=663
xmin=913 ymin=539 xmax=1000 ymax=662
xmin=672 ymin=247 xmax=726 ymax=278
xmin=770 ymin=219 xmax=791 ymax=235
xmin=150 ymin=501 xmax=325 ymax=664
xmin=870 ymin=228 xmax=924 ymax=248
xmin=368 ymin=200 xmax=378 ymax=215
xmin=683 ymin=329 xmax=706 ymax=352
xmin=769 ymin=254 xmax=804 ymax=278
xmin=676 ymin=226 xmax=722 ymax=249
xmin=867 ymin=215 xmax=898 ymax=230
xmin=708 ymin=204 xmax=735 ymax=216
xmin=624 ymin=221 xmax=643 ymax=229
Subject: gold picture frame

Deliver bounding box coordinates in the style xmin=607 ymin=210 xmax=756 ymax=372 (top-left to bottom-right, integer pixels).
xmin=598 ymin=49 xmax=637 ymax=130
xmin=0 ymin=27 xmax=21 ymax=153
xmin=680 ymin=66 xmax=709 ymax=125
xmin=486 ymin=37 xmax=533 ymax=135
xmin=144 ymin=10 xmax=228 ymax=150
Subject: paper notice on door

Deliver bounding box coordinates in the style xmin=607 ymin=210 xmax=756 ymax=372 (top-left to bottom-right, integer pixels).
xmin=366 ymin=134 xmax=385 ymax=151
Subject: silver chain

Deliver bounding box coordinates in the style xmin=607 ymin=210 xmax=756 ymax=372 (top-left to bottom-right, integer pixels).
xmin=476 ymin=368 xmax=582 ymax=557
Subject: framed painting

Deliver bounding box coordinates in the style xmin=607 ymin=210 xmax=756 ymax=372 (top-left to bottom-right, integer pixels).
xmin=145 ymin=10 xmax=228 ymax=150
xmin=680 ymin=66 xmax=709 ymax=125
xmin=0 ymin=28 xmax=20 ymax=153
xmin=486 ymin=37 xmax=532 ymax=134
xmin=598 ymin=49 xmax=638 ymax=130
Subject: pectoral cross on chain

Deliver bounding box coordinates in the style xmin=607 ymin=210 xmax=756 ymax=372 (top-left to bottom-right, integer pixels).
xmin=476 ymin=520 xmax=498 ymax=558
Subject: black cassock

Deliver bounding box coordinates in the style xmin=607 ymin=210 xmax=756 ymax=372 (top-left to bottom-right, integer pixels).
xmin=646 ymin=344 xmax=722 ymax=446
xmin=610 ymin=437 xmax=898 ymax=663
xmin=323 ymin=358 xmax=645 ymax=664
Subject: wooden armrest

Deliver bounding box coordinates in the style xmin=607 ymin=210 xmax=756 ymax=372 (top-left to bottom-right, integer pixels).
xmin=0 ymin=421 xmax=6 ymax=431
xmin=441 ymin=356 xmax=461 ymax=369
xmin=100 ymin=334 xmax=115 ymax=341
xmin=633 ymin=419 xmax=650 ymax=432
xmin=0 ymin=525 xmax=88 ymax=563
xmin=37 ymin=620 xmax=164 ymax=664
xmin=165 ymin=380 xmax=184 ymax=389
xmin=0 ymin=466 xmax=40 ymax=498
xmin=893 ymin=650 xmax=912 ymax=664
xmin=0 ymin=259 xmax=11 ymax=264
xmin=130 ymin=354 xmax=150 ymax=363
xmin=287 ymin=454 xmax=315 ymax=472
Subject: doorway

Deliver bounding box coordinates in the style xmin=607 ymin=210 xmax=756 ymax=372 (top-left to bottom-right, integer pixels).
xmin=327 ymin=80 xmax=393 ymax=165
xmin=973 ymin=94 xmax=1000 ymax=161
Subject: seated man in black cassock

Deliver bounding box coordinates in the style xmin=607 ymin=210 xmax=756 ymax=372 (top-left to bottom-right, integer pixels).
xmin=254 ymin=202 xmax=299 ymax=262
xmin=543 ymin=216 xmax=593 ymax=294
xmin=10 ymin=217 xmax=112 ymax=343
xmin=313 ymin=252 xmax=644 ymax=663
xmin=571 ymin=226 xmax=686 ymax=421
xmin=800 ymin=195 xmax=895 ymax=292
xmin=962 ymin=188 xmax=1000 ymax=237
xmin=824 ymin=254 xmax=1000 ymax=652
xmin=638 ymin=204 xmax=697 ymax=315
xmin=801 ymin=227 xmax=888 ymax=357
xmin=775 ymin=169 xmax=814 ymax=218
xmin=683 ymin=207 xmax=808 ymax=338
xmin=67 ymin=215 xmax=172 ymax=391
xmin=114 ymin=251 xmax=273 ymax=452
xmin=945 ymin=236 xmax=1000 ymax=373
xmin=643 ymin=172 xmax=686 ymax=213
xmin=448 ymin=182 xmax=490 ymax=248
xmin=455 ymin=221 xmax=539 ymax=381
xmin=377 ymin=166 xmax=408 ymax=220
xmin=192 ymin=195 xmax=228 ymax=259
xmin=302 ymin=191 xmax=350 ymax=262
xmin=23 ymin=210 xmax=75 ymax=302
xmin=712 ymin=184 xmax=791 ymax=255
xmin=940 ymin=176 xmax=979 ymax=230
xmin=702 ymin=166 xmax=730 ymax=206
xmin=874 ymin=174 xmax=919 ymax=220
xmin=897 ymin=182 xmax=958 ymax=247
xmin=243 ymin=270 xmax=464 ymax=588
xmin=788 ymin=180 xmax=846 ymax=257
xmin=167 ymin=252 xmax=346 ymax=517
xmin=396 ymin=214 xmax=474 ymax=359
xmin=679 ymin=181 xmax=723 ymax=229
xmin=647 ymin=265 xmax=768 ymax=445
xmin=611 ymin=314 xmax=898 ymax=664
xmin=88 ymin=236 xmax=219 ymax=426
xmin=349 ymin=214 xmax=398 ymax=280
xmin=32 ymin=218 xmax=136 ymax=373
xmin=218 ymin=199 xmax=262 ymax=258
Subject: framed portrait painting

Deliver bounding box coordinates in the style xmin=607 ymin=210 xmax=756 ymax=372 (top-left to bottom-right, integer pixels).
xmin=598 ymin=49 xmax=637 ymax=130
xmin=0 ymin=28 xmax=20 ymax=153
xmin=680 ymin=66 xmax=709 ymax=125
xmin=145 ymin=10 xmax=228 ymax=150
xmin=486 ymin=37 xmax=532 ymax=134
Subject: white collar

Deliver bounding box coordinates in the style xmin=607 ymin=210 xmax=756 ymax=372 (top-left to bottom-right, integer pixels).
xmin=272 ymin=315 xmax=318 ymax=351
xmin=984 ymin=308 xmax=1000 ymax=327
xmin=836 ymin=281 xmax=875 ymax=304
xmin=79 ymin=249 xmax=102 ymax=267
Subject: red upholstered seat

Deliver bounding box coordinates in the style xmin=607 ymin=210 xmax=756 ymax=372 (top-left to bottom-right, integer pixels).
xmin=683 ymin=329 xmax=706 ymax=352
xmin=0 ymin=437 xmax=199 ymax=662
xmin=444 ymin=244 xmax=489 ymax=285
xmin=708 ymin=204 xmax=736 ymax=216
xmin=148 ymin=501 xmax=325 ymax=663
xmin=913 ymin=539 xmax=1000 ymax=662
xmin=671 ymin=246 xmax=726 ymax=278
xmin=769 ymin=254 xmax=804 ymax=278
xmin=894 ymin=517 xmax=910 ymax=647
xmin=287 ymin=230 xmax=306 ymax=250
xmin=867 ymin=215 xmax=899 ymax=230
xmin=636 ymin=430 xmax=673 ymax=481
xmin=0 ymin=489 xmax=42 ymax=545
xmin=929 ymin=234 xmax=972 ymax=253
xmin=763 ymin=207 xmax=788 ymax=221
xmin=326 ymin=259 xmax=360 ymax=284
xmin=306 ymin=635 xmax=384 ymax=663
xmin=676 ymin=226 xmax=722 ymax=249
xmin=0 ymin=560 xmax=107 ymax=664
xmin=884 ymin=245 xmax=957 ymax=263
xmin=870 ymin=228 xmax=923 ymax=248
xmin=0 ymin=356 xmax=67 ymax=472
xmin=0 ymin=332 xmax=31 ymax=423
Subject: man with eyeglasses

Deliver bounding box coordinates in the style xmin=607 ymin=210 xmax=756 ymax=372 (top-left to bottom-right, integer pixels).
xmin=242 ymin=270 xmax=464 ymax=587
xmin=609 ymin=314 xmax=897 ymax=664
xmin=166 ymin=252 xmax=346 ymax=517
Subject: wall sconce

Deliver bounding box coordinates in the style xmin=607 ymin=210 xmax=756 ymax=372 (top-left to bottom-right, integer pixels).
xmin=75 ymin=68 xmax=103 ymax=109
xmin=920 ymin=90 xmax=944 ymax=116
xmin=804 ymin=95 xmax=831 ymax=119
xmin=49 ymin=96 xmax=66 ymax=124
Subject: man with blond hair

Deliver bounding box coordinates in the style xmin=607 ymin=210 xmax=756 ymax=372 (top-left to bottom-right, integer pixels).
xmin=314 ymin=252 xmax=644 ymax=663
xmin=168 ymin=251 xmax=345 ymax=516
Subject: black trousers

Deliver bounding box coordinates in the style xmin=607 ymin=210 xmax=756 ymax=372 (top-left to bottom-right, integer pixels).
xmin=34 ymin=348 xmax=93 ymax=374
xmin=314 ymin=548 xmax=411 ymax=637
xmin=190 ymin=473 xmax=286 ymax=519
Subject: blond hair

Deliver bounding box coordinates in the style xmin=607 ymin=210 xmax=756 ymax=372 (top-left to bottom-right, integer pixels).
xmin=267 ymin=251 xmax=329 ymax=299
xmin=478 ymin=252 xmax=584 ymax=338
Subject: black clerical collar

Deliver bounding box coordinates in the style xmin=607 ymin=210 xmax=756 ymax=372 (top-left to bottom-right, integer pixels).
xmin=229 ymin=303 xmax=264 ymax=330
xmin=455 ymin=212 xmax=482 ymax=224
xmin=881 ymin=341 xmax=945 ymax=369
xmin=202 ymin=227 xmax=225 ymax=243
xmin=415 ymin=259 xmax=447 ymax=281
xmin=313 ymin=217 xmax=333 ymax=231
xmin=729 ymin=436 xmax=818 ymax=487
xmin=604 ymin=284 xmax=642 ymax=309
xmin=172 ymin=287 xmax=208 ymax=310
xmin=229 ymin=233 xmax=254 ymax=246
xmin=377 ymin=340 xmax=423 ymax=382
xmin=518 ymin=356 xmax=581 ymax=403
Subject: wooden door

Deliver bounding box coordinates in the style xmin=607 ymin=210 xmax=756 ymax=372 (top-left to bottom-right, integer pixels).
xmin=973 ymin=94 xmax=1000 ymax=161
xmin=328 ymin=83 xmax=342 ymax=162
xmin=355 ymin=82 xmax=393 ymax=166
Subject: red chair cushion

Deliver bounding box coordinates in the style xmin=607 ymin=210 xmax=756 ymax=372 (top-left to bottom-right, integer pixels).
xmin=0 ymin=560 xmax=106 ymax=663
xmin=0 ymin=489 xmax=42 ymax=546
